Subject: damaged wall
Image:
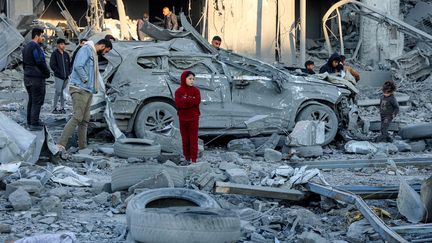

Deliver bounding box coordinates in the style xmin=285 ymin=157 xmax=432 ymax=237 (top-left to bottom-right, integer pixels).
xmin=360 ymin=0 xmax=404 ymax=65
xmin=207 ymin=0 xmax=277 ymax=62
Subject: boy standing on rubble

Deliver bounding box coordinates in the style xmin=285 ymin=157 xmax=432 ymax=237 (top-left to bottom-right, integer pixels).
xmin=22 ymin=27 xmax=50 ymax=131
xmin=50 ymin=38 xmax=71 ymax=114
xmin=57 ymin=39 xmax=112 ymax=151
xmin=377 ymin=80 xmax=399 ymax=142
xmin=175 ymin=71 xmax=201 ymax=163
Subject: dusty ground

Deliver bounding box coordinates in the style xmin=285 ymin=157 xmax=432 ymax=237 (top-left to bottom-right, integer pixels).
xmin=0 ymin=75 xmax=431 ymax=243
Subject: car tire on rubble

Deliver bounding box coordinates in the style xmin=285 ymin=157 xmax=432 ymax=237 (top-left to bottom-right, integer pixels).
xmin=296 ymin=104 xmax=338 ymax=145
xmin=126 ymin=188 xmax=241 ymax=243
xmin=134 ymin=101 xmax=179 ymax=138
xmin=111 ymin=164 xmax=185 ymax=191
xmin=399 ymin=123 xmax=432 ymax=140
xmin=113 ymin=138 xmax=161 ymax=159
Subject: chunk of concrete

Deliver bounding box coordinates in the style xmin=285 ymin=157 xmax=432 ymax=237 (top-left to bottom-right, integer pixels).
xmin=8 ymin=187 xmax=32 ymax=211
xmin=409 ymin=140 xmax=426 ymax=152
xmin=219 ymin=151 xmax=242 ymax=163
xmin=219 ymin=161 xmax=239 ymax=171
xmin=397 ymin=177 xmax=425 ymax=223
xmin=344 ymin=141 xmax=378 ymax=154
xmin=287 ymin=208 xmax=322 ymax=227
xmin=264 ymin=148 xmax=282 ymax=162
xmin=48 ymin=187 xmax=72 ymax=200
xmin=288 ymin=121 xmax=325 ymax=146
xmin=274 ymin=165 xmax=294 ymax=177
xmin=5 ymin=178 xmax=43 ymax=197
xmin=290 ymin=146 xmax=323 ymax=158
xmin=394 ymin=140 xmax=412 ymax=152
xmin=40 ymin=196 xmax=62 ymax=218
xmin=0 ymin=223 xmax=12 ymax=233
xmin=375 ymin=143 xmax=399 ymax=154
xmin=421 ymin=176 xmax=432 ymax=222
xmin=226 ymin=168 xmax=249 ymax=184
xmin=227 ymin=138 xmax=255 ymax=153
xmin=347 ymin=219 xmax=374 ymax=242
xmin=128 ymin=170 xmax=174 ymax=192
xmin=93 ymin=192 xmax=111 ymax=206
xmin=297 ymin=231 xmax=328 ymax=243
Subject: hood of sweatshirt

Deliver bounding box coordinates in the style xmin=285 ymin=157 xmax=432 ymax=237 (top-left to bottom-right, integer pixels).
xmin=180 ymin=70 xmax=193 ymax=88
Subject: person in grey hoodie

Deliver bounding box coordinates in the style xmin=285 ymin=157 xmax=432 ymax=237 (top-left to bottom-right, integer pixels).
xmin=50 ymin=38 xmax=71 ymax=114
xmin=57 ymin=39 xmax=112 ymax=151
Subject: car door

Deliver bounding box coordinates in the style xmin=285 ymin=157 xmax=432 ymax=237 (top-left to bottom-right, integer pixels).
xmin=227 ymin=64 xmax=289 ymax=130
xmin=167 ymin=55 xmax=232 ymax=129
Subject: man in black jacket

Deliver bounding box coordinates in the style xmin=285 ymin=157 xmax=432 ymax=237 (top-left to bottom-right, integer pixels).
xmin=22 ymin=27 xmax=50 ymax=130
xmin=50 ymin=38 xmax=71 ymax=114
xmin=319 ymin=53 xmax=342 ymax=74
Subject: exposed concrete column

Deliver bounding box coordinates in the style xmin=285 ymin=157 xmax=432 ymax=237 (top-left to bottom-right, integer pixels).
xmin=278 ymin=0 xmax=295 ymax=65
xmin=299 ymin=0 xmax=306 ymax=66
xmin=360 ymin=0 xmax=404 ymax=65
xmin=7 ymin=0 xmax=32 ymax=24
xmin=116 ymin=0 xmax=130 ymax=40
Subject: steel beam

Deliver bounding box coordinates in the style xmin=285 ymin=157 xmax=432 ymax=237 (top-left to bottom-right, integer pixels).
xmin=306 ymin=182 xmax=408 ymax=243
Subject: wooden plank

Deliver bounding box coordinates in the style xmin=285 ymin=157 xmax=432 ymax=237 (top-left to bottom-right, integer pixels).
xmin=215 ymin=181 xmax=306 ymax=201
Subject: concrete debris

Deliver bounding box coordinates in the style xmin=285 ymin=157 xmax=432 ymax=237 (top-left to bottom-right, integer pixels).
xmin=5 ymin=178 xmax=43 ymax=197
xmin=128 ymin=170 xmax=174 ymax=192
xmin=391 ymin=48 xmax=432 ymax=82
xmin=394 ymin=140 xmax=412 ymax=152
xmin=297 ymin=231 xmax=328 ymax=243
xmin=227 ymin=139 xmax=256 ymax=154
xmin=374 ymin=143 xmax=399 ymax=155
xmin=421 ymin=176 xmax=432 ymax=222
xmin=219 ymin=151 xmax=242 ymax=163
xmin=344 ymin=141 xmax=378 ymax=154
xmin=347 ymin=219 xmax=375 ymax=243
xmin=0 ymin=161 xmax=21 ymax=180
xmin=14 ymin=233 xmax=78 ymax=243
xmin=51 ymin=166 xmax=93 ymax=187
xmin=40 ymin=196 xmax=62 ymax=219
xmin=397 ymin=172 xmax=426 ymax=223
xmin=0 ymin=224 xmax=12 ymax=234
xmin=219 ymin=161 xmax=239 ymax=171
xmin=289 ymin=146 xmax=324 ymax=158
xmin=409 ymin=140 xmax=426 ymax=152
xmin=274 ymin=165 xmax=294 ymax=177
xmin=0 ymin=15 xmax=25 ymax=70
xmin=226 ymin=168 xmax=250 ymax=184
xmin=8 ymin=187 xmax=32 ymax=211
xmin=264 ymin=148 xmax=282 ymax=162
xmin=287 ymin=121 xmax=325 ymax=146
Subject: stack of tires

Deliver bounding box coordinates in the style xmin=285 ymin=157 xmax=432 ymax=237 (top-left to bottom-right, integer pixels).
xmin=126 ymin=188 xmax=241 ymax=243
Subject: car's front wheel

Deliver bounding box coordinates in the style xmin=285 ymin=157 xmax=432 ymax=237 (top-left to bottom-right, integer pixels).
xmin=296 ymin=104 xmax=338 ymax=145
xmin=134 ymin=101 xmax=179 ymax=138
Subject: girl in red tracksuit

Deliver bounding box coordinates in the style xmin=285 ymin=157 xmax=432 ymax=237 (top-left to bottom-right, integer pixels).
xmin=175 ymin=70 xmax=201 ymax=163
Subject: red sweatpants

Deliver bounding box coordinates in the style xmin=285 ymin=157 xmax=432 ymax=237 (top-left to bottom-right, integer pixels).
xmin=179 ymin=120 xmax=199 ymax=162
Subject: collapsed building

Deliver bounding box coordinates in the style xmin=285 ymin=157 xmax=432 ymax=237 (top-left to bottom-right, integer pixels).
xmin=0 ymin=0 xmax=431 ymax=243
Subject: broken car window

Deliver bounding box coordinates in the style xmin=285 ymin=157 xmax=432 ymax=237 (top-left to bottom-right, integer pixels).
xmin=137 ymin=57 xmax=161 ymax=69
xmin=168 ymin=59 xmax=212 ymax=74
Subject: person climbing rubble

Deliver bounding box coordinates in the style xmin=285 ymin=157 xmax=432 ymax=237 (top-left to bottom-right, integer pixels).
xmin=319 ymin=53 xmax=343 ymax=74
xmin=376 ymin=80 xmax=399 ymax=143
xmin=57 ymin=39 xmax=112 ymax=151
xmin=175 ymin=70 xmax=201 ymax=163
xmin=50 ymin=38 xmax=71 ymax=114
xmin=22 ymin=27 xmax=50 ymax=131
xmin=304 ymin=60 xmax=316 ymax=74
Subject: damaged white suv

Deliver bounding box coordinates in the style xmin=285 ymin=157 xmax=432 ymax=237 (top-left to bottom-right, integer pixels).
xmin=100 ymin=14 xmax=357 ymax=145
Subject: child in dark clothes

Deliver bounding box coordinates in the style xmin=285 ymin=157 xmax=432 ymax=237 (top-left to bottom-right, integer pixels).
xmin=377 ymin=80 xmax=399 ymax=142
xmin=175 ymin=71 xmax=201 ymax=163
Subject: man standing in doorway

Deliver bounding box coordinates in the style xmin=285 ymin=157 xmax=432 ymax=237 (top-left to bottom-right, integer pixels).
xmin=163 ymin=7 xmax=178 ymax=30
xmin=22 ymin=27 xmax=50 ymax=130
xmin=57 ymin=39 xmax=112 ymax=151
xmin=50 ymin=38 xmax=71 ymax=114
xmin=211 ymin=36 xmax=222 ymax=50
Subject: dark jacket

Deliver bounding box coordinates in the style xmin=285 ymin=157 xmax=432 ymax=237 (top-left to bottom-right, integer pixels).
xmin=175 ymin=71 xmax=201 ymax=121
xmin=380 ymin=94 xmax=399 ymax=117
xmin=319 ymin=53 xmax=342 ymax=74
xmin=22 ymin=41 xmax=50 ymax=83
xmin=50 ymin=49 xmax=71 ymax=80
xmin=303 ymin=69 xmax=315 ymax=75
xmin=164 ymin=13 xmax=178 ymax=30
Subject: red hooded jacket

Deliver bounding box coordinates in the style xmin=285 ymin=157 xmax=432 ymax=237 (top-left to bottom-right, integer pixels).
xmin=175 ymin=71 xmax=201 ymax=121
